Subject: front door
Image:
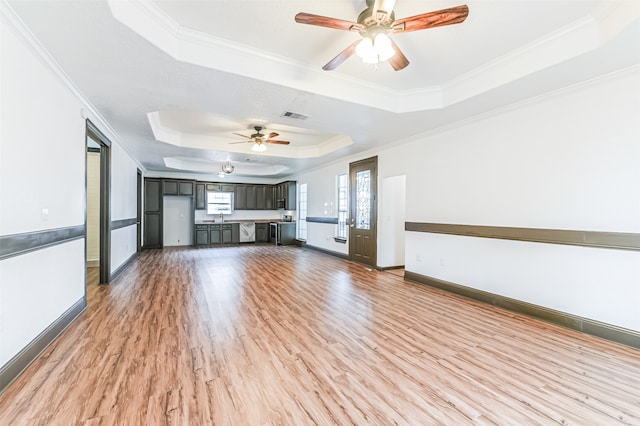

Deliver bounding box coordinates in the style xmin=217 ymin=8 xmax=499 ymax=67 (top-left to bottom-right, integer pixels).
xmin=349 ymin=156 xmax=377 ymax=267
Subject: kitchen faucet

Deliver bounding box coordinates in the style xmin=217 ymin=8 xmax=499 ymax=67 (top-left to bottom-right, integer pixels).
xmin=220 ymin=213 xmax=224 ymax=223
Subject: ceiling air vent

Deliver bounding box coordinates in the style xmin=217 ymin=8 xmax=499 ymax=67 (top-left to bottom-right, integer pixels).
xmin=281 ymin=111 xmax=309 ymax=120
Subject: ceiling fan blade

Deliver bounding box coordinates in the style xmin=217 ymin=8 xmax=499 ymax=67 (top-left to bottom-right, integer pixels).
xmin=232 ymin=132 xmax=251 ymax=139
xmin=393 ymin=5 xmax=469 ymax=33
xmin=387 ymin=38 xmax=409 ymax=71
xmin=229 ymin=141 xmax=250 ymax=145
xmin=295 ymin=12 xmax=363 ymax=32
xmin=268 ymin=132 xmax=279 ymax=139
xmin=322 ymin=39 xmax=360 ymax=71
xmin=266 ymin=140 xmax=290 ymax=145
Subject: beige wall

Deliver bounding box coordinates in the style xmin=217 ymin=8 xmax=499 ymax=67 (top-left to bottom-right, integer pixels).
xmin=86 ymin=151 xmax=100 ymax=264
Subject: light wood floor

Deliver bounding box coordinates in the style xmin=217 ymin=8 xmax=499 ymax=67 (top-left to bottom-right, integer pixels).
xmin=1 ymin=245 xmax=639 ymax=424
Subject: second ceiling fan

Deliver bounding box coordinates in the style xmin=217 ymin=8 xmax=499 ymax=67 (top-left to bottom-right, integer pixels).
xmin=230 ymin=126 xmax=290 ymax=152
xmin=295 ymin=0 xmax=469 ymax=71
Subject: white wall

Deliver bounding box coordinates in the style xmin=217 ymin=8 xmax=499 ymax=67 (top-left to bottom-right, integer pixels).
xmin=110 ymin=142 xmax=138 ymax=273
xmin=1 ymin=4 xmax=141 ymax=366
xmin=378 ymin=175 xmax=406 ymax=268
xmin=395 ymin=67 xmax=640 ymax=331
xmin=294 ymin=67 xmax=640 ymax=332
xmin=295 ymin=161 xmax=350 ymax=254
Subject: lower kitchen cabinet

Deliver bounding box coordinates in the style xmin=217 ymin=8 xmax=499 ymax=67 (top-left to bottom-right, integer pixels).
xmin=210 ymin=226 xmax=221 ymax=244
xmin=195 ymin=225 xmax=209 ymax=245
xmin=195 ymin=223 xmax=241 ymax=245
xmin=221 ymin=224 xmax=232 ymax=243
xmin=144 ymin=212 xmax=162 ymax=248
xmin=255 ymin=223 xmax=269 ymax=242
xmin=231 ymin=223 xmax=240 ymax=243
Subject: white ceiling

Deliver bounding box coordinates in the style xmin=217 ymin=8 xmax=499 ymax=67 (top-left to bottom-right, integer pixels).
xmin=7 ymin=0 xmax=640 ymax=181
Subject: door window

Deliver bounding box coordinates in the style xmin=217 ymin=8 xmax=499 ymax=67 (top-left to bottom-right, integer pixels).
xmin=355 ymin=170 xmax=371 ymax=230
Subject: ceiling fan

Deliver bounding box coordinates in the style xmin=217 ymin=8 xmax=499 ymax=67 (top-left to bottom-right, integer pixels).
xmin=295 ymin=0 xmax=469 ymax=71
xmin=230 ymin=126 xmax=290 ymax=152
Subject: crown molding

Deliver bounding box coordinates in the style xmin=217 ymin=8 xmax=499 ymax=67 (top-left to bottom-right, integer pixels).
xmin=1 ymin=1 xmax=147 ymax=173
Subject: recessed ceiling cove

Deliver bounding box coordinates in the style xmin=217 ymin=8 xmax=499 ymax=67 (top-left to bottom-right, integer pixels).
xmin=109 ymin=0 xmax=636 ymax=113
xmin=148 ymin=110 xmax=353 ymax=158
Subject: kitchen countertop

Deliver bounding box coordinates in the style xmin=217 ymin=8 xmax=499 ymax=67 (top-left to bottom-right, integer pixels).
xmin=195 ymin=219 xmax=285 ymax=224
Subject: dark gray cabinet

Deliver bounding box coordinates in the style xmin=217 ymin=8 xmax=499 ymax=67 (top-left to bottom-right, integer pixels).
xmin=179 ymin=181 xmax=193 ymax=196
xmin=231 ymin=223 xmax=240 ymax=243
xmin=209 ymin=226 xmax=221 ymax=244
xmin=164 ymin=180 xmax=193 ymax=196
xmin=163 ymin=180 xmax=178 ymax=195
xmin=144 ymin=213 xmax=162 ymax=248
xmin=272 ymin=222 xmax=296 ymax=245
xmin=195 ymin=183 xmax=206 ymax=210
xmin=194 ymin=181 xmax=285 ymax=211
xmin=235 ymin=185 xmax=247 ymax=210
xmin=276 ymin=181 xmax=297 ymax=210
xmin=221 ymin=224 xmax=233 ymax=243
xmin=246 ymin=186 xmax=257 ymax=210
xmin=256 ymin=223 xmax=269 ymax=242
xmin=144 ymin=179 xmax=163 ymax=249
xmin=195 ymin=223 xmax=240 ymax=246
xmin=195 ymin=225 xmax=209 ymax=245
xmin=145 ymin=179 xmax=162 ymax=212
xmin=265 ymin=185 xmax=275 ymax=209
xmin=256 ymin=186 xmax=274 ymax=210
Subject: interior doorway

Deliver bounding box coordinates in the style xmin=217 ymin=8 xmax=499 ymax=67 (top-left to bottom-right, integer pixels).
xmin=349 ymin=156 xmax=378 ymax=268
xmin=86 ymin=120 xmax=111 ymax=284
xmin=137 ymin=169 xmax=142 ymax=252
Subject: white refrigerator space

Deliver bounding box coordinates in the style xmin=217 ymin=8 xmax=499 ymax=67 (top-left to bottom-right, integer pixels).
xmin=163 ymin=196 xmax=193 ymax=246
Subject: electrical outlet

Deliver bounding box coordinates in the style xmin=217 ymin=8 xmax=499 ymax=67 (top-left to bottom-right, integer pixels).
xmin=415 ymin=254 xmax=421 ymax=262
xmin=440 ymin=258 xmax=445 ymax=267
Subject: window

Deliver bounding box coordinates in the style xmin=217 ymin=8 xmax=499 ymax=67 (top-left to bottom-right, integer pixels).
xmin=298 ymin=183 xmax=307 ymax=240
xmin=337 ymin=174 xmax=348 ymax=239
xmin=207 ymin=191 xmax=233 ymax=215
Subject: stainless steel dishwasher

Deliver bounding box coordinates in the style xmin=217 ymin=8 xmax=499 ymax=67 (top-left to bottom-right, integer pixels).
xmin=239 ymin=222 xmax=256 ymax=243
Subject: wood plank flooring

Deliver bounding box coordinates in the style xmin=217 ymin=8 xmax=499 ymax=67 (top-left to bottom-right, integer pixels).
xmin=1 ymin=245 xmax=639 ymax=425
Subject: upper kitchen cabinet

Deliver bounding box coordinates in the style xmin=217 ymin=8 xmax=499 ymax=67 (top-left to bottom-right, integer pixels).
xmin=235 ymin=185 xmax=247 ymax=210
xmin=277 ymin=181 xmax=297 ymax=210
xmin=145 ymin=179 xmax=162 ymax=213
xmin=246 ymin=186 xmax=257 ymax=210
xmin=163 ymin=180 xmax=194 ymax=196
xmin=256 ymin=185 xmax=275 ymax=210
xmin=195 ymin=183 xmax=206 ymax=210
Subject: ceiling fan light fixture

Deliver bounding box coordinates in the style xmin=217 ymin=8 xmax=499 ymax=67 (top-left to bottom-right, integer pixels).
xmin=355 ymin=36 xmax=373 ymax=58
xmin=374 ymin=33 xmax=395 ymax=61
xmin=251 ymin=143 xmax=267 ymax=152
xmin=355 ymin=34 xmax=395 ymax=64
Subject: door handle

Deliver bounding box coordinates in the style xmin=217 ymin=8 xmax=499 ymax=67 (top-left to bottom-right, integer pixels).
xmin=350 ymin=224 xmax=355 ymax=228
